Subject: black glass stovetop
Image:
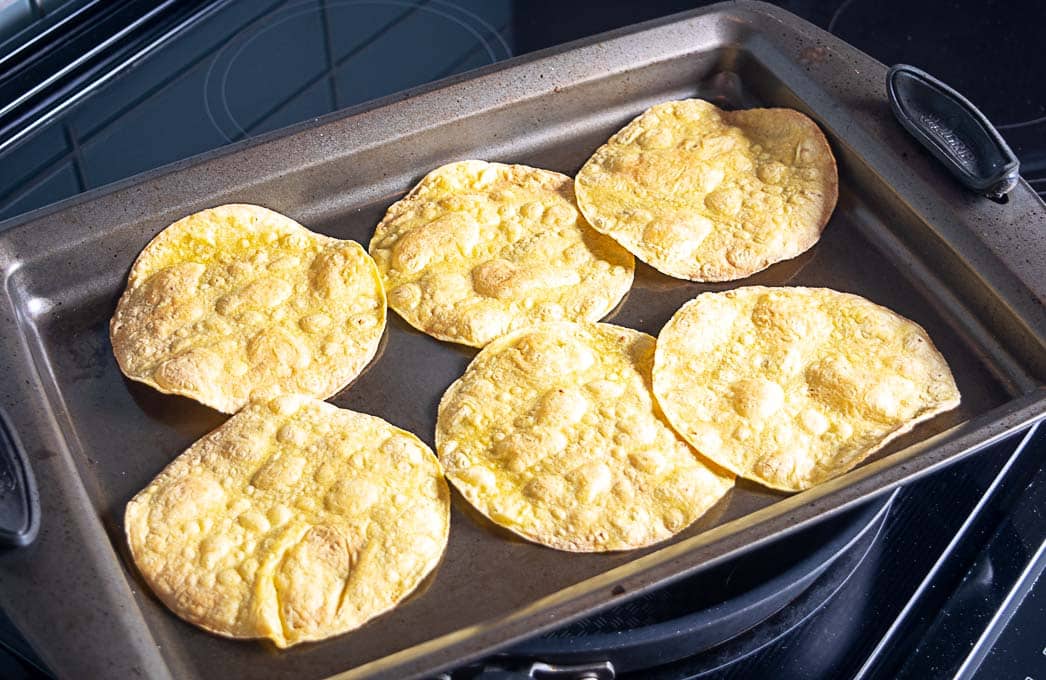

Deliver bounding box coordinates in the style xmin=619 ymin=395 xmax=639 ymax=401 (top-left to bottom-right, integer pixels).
xmin=0 ymin=2 xmax=1043 ymax=679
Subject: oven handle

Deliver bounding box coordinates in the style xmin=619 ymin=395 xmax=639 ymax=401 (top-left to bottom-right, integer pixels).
xmin=458 ymin=660 xmax=616 ymax=679
xmin=0 ymin=407 xmax=39 ymax=548
xmin=887 ymin=64 xmax=1020 ymax=201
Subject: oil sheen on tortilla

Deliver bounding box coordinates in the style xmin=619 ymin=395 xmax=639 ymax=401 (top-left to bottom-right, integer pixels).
xmin=653 ymin=287 xmax=961 ymax=491
xmin=125 ymin=396 xmax=450 ymax=648
xmin=110 ymin=204 xmax=386 ymax=413
xmin=437 ymin=321 xmax=734 ymax=551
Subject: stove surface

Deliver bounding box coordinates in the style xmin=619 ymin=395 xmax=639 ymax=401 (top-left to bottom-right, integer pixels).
xmin=0 ymin=2 xmax=1042 ymax=679
xmin=0 ymin=0 xmax=1043 ymax=225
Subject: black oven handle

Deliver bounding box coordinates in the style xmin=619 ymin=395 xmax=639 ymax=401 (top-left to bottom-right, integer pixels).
xmin=0 ymin=408 xmax=39 ymax=548
xmin=446 ymin=660 xmax=616 ymax=679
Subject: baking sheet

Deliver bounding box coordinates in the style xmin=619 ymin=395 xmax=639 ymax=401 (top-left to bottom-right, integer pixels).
xmin=0 ymin=3 xmax=1042 ymax=679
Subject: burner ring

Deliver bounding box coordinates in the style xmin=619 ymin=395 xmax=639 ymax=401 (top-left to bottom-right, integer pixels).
xmin=505 ymin=491 xmax=896 ymax=674
xmin=204 ymin=0 xmax=511 ymax=142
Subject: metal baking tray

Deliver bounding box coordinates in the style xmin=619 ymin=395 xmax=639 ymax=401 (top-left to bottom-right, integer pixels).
xmin=0 ymin=3 xmax=1043 ymax=679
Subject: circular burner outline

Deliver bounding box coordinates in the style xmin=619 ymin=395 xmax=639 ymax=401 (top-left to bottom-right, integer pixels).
xmin=650 ymin=493 xmax=891 ymax=678
xmin=505 ymin=491 xmax=895 ymax=672
xmin=204 ymin=0 xmax=512 ymax=142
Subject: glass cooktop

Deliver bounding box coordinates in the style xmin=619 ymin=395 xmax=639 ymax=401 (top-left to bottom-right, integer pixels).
xmin=0 ymin=0 xmax=1043 ymax=224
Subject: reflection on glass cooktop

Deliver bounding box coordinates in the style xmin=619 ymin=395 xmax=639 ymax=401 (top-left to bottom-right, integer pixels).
xmin=0 ymin=0 xmax=1042 ymax=224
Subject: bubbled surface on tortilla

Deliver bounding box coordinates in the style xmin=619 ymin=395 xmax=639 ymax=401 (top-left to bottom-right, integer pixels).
xmin=110 ymin=204 xmax=386 ymax=413
xmin=370 ymin=161 xmax=634 ymax=347
xmin=124 ymin=396 xmax=450 ymax=648
xmin=653 ymin=287 xmax=961 ymax=491
xmin=437 ymin=321 xmax=734 ymax=552
xmin=575 ymin=99 xmax=838 ymax=281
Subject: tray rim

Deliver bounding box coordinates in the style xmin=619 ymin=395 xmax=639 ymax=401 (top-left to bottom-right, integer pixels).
xmin=0 ymin=2 xmax=1043 ymax=679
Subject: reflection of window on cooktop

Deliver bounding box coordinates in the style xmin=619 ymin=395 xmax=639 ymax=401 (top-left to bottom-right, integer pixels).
xmin=0 ymin=0 xmax=1042 ymax=225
